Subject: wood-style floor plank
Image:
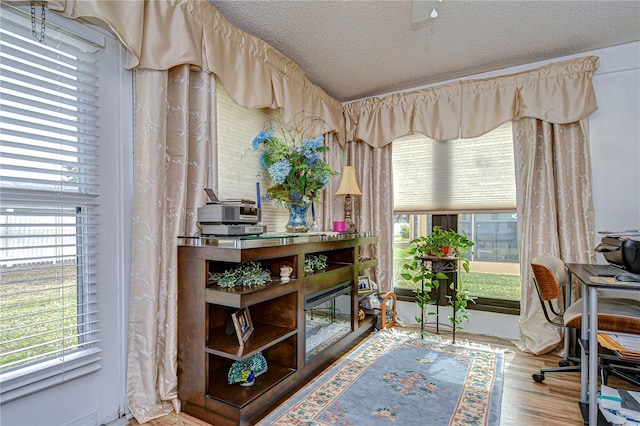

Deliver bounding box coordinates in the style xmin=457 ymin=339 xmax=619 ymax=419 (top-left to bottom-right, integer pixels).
xmin=131 ymin=328 xmax=639 ymax=426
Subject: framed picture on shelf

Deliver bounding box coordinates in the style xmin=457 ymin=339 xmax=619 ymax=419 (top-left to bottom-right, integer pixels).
xmin=357 ymin=276 xmax=371 ymax=293
xmin=231 ymin=307 xmax=254 ymax=346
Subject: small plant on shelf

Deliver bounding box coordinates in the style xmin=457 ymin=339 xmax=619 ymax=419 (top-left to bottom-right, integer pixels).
xmin=304 ymin=254 xmax=328 ymax=273
xmin=208 ymin=262 xmax=272 ymax=288
xmin=401 ymin=226 xmax=474 ymax=339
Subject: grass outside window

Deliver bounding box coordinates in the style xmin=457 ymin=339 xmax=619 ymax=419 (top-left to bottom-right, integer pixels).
xmin=394 ymin=242 xmax=520 ymax=301
xmin=0 ymin=264 xmax=80 ymax=371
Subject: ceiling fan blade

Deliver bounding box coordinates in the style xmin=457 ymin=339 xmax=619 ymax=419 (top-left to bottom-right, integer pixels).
xmin=411 ymin=0 xmax=430 ymax=23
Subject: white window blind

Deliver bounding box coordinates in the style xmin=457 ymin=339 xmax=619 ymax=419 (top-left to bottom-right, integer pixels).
xmin=216 ymin=78 xmax=288 ymax=233
xmin=393 ymin=122 xmax=516 ymax=214
xmin=0 ymin=1 xmax=102 ymax=385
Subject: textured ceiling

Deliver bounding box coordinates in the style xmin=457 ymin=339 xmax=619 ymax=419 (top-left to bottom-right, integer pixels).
xmin=208 ymin=0 xmax=640 ymax=103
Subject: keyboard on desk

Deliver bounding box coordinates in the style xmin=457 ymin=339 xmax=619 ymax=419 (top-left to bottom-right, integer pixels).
xmin=583 ymin=264 xmax=625 ymax=277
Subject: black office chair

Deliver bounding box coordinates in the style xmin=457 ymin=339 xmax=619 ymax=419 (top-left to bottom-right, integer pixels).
xmin=531 ymin=256 xmax=640 ymax=384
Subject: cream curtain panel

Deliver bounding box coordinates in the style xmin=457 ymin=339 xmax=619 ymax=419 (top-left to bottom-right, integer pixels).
xmin=348 ymin=143 xmax=395 ymax=294
xmin=323 ymin=139 xmax=394 ymax=294
xmin=344 ymin=56 xmax=599 ymax=147
xmin=127 ymin=67 xmax=213 ymax=422
xmin=513 ymin=118 xmax=595 ymax=355
xmin=48 ymin=0 xmax=345 ymax=140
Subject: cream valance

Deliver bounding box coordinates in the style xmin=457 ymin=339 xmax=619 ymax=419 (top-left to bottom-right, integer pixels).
xmin=48 ymin=0 xmax=345 ymax=140
xmin=49 ymin=1 xmax=598 ymax=148
xmin=344 ymin=56 xmax=600 ymax=147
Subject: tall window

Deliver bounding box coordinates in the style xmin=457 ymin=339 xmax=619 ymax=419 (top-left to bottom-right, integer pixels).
xmin=216 ymin=78 xmax=288 ymax=232
xmin=0 ymin=2 xmax=103 ymax=394
xmin=392 ymin=123 xmax=520 ymax=313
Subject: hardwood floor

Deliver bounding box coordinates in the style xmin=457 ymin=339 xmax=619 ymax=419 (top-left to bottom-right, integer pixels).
xmin=132 ymin=328 xmax=639 ymax=426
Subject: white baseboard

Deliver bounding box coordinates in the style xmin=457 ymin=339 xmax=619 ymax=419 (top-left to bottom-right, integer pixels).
xmin=104 ymin=415 xmax=130 ymax=426
xmin=63 ymin=412 xmax=97 ymax=426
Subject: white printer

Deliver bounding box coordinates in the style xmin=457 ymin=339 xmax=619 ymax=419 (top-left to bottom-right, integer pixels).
xmin=197 ymin=190 xmax=266 ymax=236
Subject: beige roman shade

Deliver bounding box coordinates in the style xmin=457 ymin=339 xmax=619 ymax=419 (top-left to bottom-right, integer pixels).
xmin=393 ymin=122 xmax=516 ymax=213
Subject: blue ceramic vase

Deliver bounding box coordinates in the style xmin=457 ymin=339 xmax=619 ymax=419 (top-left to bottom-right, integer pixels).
xmin=285 ymin=203 xmax=311 ymax=233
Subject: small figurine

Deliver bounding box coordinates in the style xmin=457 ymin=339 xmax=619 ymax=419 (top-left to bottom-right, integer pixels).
xmin=280 ymin=265 xmax=293 ymax=283
xmin=228 ymin=353 xmax=268 ymax=386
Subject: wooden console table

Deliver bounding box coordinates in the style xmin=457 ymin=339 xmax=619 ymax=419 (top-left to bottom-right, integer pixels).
xmin=177 ymin=233 xmax=378 ymax=426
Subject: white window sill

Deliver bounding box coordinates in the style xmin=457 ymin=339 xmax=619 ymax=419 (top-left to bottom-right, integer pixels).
xmin=0 ymin=348 xmax=102 ymax=404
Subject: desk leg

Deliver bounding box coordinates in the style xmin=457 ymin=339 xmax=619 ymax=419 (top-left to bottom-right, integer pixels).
xmin=588 ymin=285 xmax=599 ymax=425
xmin=580 ymin=285 xmax=588 ymax=403
xmin=564 ymin=275 xmax=571 ymax=361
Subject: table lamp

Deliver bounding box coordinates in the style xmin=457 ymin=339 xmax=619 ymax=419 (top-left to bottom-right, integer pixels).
xmin=334 ymin=165 xmax=362 ymax=232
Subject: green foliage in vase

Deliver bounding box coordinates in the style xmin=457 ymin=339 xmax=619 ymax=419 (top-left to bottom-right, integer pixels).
xmin=251 ymin=112 xmax=338 ymax=207
xmin=208 ymin=262 xmax=272 ymax=288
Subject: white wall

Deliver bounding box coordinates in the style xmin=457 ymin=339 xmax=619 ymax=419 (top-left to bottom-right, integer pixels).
xmin=589 ymin=43 xmax=640 ymax=237
xmin=394 ymin=41 xmax=640 ymax=341
xmin=396 ymin=301 xmax=520 ymax=341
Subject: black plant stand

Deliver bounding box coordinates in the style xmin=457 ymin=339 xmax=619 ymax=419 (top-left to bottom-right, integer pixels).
xmin=419 ymin=255 xmax=459 ymax=343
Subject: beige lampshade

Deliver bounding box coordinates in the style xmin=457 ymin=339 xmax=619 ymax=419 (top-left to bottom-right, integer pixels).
xmin=335 ymin=166 xmax=362 ymax=196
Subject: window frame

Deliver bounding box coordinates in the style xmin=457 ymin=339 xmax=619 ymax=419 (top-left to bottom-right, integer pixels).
xmin=0 ymin=4 xmax=131 ymax=413
xmin=393 ymin=213 xmax=521 ymax=315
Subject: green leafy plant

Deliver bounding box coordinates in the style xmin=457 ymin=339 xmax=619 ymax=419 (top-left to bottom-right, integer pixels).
xmin=304 ymin=254 xmax=328 ymax=273
xmin=208 ymin=262 xmax=272 ymax=288
xmin=401 ymin=226 xmax=474 ymax=339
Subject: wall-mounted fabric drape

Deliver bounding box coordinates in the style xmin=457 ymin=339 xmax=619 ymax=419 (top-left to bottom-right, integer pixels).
xmin=126 ymin=66 xmax=214 ymax=423
xmin=513 ymin=118 xmax=595 ymax=355
xmin=348 ymin=143 xmax=394 ymax=294
xmin=48 ymin=0 xmax=345 ymax=141
xmin=344 ymin=56 xmax=599 ymax=147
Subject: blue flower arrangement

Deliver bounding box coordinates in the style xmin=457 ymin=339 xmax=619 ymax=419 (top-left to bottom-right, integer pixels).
xmin=252 ymin=112 xmax=337 ymax=207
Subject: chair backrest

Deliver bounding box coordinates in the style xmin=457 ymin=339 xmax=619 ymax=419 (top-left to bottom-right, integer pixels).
xmin=531 ymin=256 xmax=568 ymax=325
xmin=531 ymin=263 xmax=560 ymax=301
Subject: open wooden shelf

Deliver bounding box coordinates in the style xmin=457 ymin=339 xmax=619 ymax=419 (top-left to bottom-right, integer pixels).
xmin=305 ymin=263 xmax=354 ymax=295
xmin=206 ymin=362 xmax=295 ymax=408
xmin=358 ymin=314 xmax=376 ymax=329
xmin=205 ymin=279 xmax=298 ymax=308
xmin=206 ymin=322 xmax=297 ymax=361
xmin=358 ymin=257 xmax=378 ymax=271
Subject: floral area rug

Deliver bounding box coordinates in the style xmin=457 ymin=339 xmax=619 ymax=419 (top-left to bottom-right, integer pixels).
xmin=259 ymin=330 xmax=504 ymax=425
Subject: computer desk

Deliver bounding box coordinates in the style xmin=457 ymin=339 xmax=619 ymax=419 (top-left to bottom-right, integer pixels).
xmin=566 ymin=263 xmax=640 ymax=425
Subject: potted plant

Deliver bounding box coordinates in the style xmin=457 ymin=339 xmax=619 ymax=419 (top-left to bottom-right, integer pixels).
xmin=401 ymin=226 xmax=474 ymax=341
